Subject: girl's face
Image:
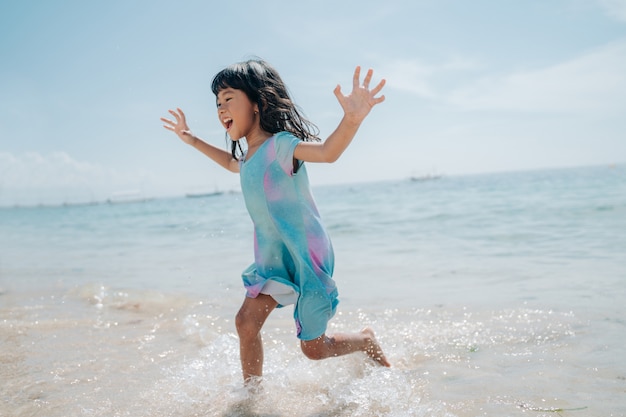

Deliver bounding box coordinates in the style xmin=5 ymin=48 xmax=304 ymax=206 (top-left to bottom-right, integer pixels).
xmin=216 ymin=87 xmax=259 ymax=141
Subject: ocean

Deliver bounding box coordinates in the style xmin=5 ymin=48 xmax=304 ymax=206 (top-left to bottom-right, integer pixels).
xmin=1 ymin=164 xmax=625 ymax=417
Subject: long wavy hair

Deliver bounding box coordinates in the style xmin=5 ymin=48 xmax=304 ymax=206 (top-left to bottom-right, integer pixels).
xmin=211 ymin=59 xmax=320 ymax=162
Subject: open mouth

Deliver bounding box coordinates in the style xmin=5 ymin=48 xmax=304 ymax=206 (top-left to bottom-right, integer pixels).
xmin=223 ymin=118 xmax=233 ymax=130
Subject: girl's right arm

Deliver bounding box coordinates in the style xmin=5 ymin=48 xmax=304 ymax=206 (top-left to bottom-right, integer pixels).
xmin=161 ymin=108 xmax=239 ymax=173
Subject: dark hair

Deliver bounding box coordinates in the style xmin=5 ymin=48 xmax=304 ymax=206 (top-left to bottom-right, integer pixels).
xmin=211 ymin=59 xmax=320 ymax=161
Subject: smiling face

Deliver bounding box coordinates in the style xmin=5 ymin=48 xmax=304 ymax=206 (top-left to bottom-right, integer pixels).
xmin=216 ymin=87 xmax=259 ymax=141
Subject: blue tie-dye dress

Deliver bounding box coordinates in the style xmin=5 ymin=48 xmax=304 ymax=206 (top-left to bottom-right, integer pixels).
xmin=239 ymin=131 xmax=338 ymax=341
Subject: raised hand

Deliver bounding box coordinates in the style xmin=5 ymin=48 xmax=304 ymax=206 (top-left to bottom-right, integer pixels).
xmin=333 ymin=66 xmax=386 ymax=124
xmin=161 ymin=108 xmax=196 ymax=145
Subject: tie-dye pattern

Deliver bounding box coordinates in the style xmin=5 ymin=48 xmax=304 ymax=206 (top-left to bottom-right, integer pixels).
xmin=239 ymin=132 xmax=338 ymax=341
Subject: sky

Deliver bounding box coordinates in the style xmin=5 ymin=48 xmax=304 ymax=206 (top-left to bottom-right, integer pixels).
xmin=1 ymin=0 xmax=625 ymax=206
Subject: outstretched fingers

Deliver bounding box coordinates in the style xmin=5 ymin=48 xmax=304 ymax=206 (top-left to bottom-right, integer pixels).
xmin=161 ymin=108 xmax=187 ymax=130
xmin=352 ymin=65 xmax=362 ymax=90
xmin=167 ymin=108 xmax=185 ymax=125
xmin=371 ymin=78 xmax=386 ymax=104
xmin=334 ymin=66 xmax=386 ymax=120
xmin=352 ymin=66 xmax=374 ymax=90
xmin=371 ymin=78 xmax=386 ymax=97
xmin=173 ymin=107 xmax=186 ymax=122
xmin=362 ymin=68 xmax=385 ymax=104
xmin=161 ymin=113 xmax=177 ymax=131
xmin=161 ymin=107 xmax=196 ymax=145
xmin=161 ymin=117 xmax=174 ymax=131
xmin=362 ymin=68 xmax=373 ymax=89
xmin=353 ymin=66 xmax=385 ymax=103
xmin=333 ymin=84 xmax=346 ymax=108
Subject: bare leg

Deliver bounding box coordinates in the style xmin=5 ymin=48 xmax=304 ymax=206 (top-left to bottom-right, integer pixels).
xmin=300 ymin=327 xmax=391 ymax=367
xmin=235 ymin=294 xmax=278 ymax=382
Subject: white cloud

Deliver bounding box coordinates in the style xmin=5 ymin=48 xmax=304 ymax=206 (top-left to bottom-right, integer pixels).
xmin=384 ymin=40 xmax=626 ymax=116
xmin=381 ymin=57 xmax=481 ymax=99
xmin=0 ymin=151 xmax=153 ymax=206
xmin=598 ymin=0 xmax=626 ymax=21
xmin=381 ymin=59 xmax=438 ymax=98
xmin=2 ymin=152 xmax=101 ymax=188
xmin=446 ymin=40 xmax=626 ymax=115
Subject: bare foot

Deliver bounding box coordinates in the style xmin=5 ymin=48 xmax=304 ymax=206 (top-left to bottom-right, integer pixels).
xmin=361 ymin=327 xmax=391 ymax=367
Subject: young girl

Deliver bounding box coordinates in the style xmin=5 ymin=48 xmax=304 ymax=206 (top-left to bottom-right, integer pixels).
xmin=161 ymin=59 xmax=390 ymax=382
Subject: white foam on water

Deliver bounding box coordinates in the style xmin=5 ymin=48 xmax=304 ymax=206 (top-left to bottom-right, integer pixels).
xmin=65 ymin=299 xmax=626 ymax=413
xmin=2 ymin=280 xmax=625 ymax=416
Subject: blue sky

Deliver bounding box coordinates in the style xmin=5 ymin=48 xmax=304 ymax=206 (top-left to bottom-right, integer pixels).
xmin=1 ymin=0 xmax=625 ymax=205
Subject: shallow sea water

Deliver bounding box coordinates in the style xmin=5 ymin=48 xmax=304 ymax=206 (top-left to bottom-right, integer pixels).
xmin=1 ymin=165 xmax=625 ymax=416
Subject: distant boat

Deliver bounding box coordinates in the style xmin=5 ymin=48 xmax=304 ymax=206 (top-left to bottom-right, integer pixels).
xmin=410 ymin=173 xmax=443 ymax=182
xmin=185 ymin=190 xmax=224 ymax=198
xmin=62 ymin=200 xmax=100 ymax=207
xmin=107 ymin=190 xmax=151 ymax=204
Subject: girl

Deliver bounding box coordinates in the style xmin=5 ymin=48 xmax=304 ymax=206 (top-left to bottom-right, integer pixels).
xmin=161 ymin=59 xmax=390 ymax=382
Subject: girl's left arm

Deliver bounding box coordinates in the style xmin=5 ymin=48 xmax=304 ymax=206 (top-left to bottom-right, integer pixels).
xmin=294 ymin=66 xmax=385 ymax=163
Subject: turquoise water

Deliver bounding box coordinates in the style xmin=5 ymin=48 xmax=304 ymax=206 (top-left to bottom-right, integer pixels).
xmin=1 ymin=165 xmax=625 ymax=416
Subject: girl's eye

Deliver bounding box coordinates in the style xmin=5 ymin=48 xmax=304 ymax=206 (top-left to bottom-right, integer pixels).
xmin=217 ymin=97 xmax=232 ymax=108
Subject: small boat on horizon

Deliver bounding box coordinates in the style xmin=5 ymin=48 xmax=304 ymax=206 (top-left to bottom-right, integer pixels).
xmin=185 ymin=190 xmax=224 ymax=198
xmin=409 ymin=172 xmax=443 ymax=182
xmin=107 ymin=190 xmax=151 ymax=204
